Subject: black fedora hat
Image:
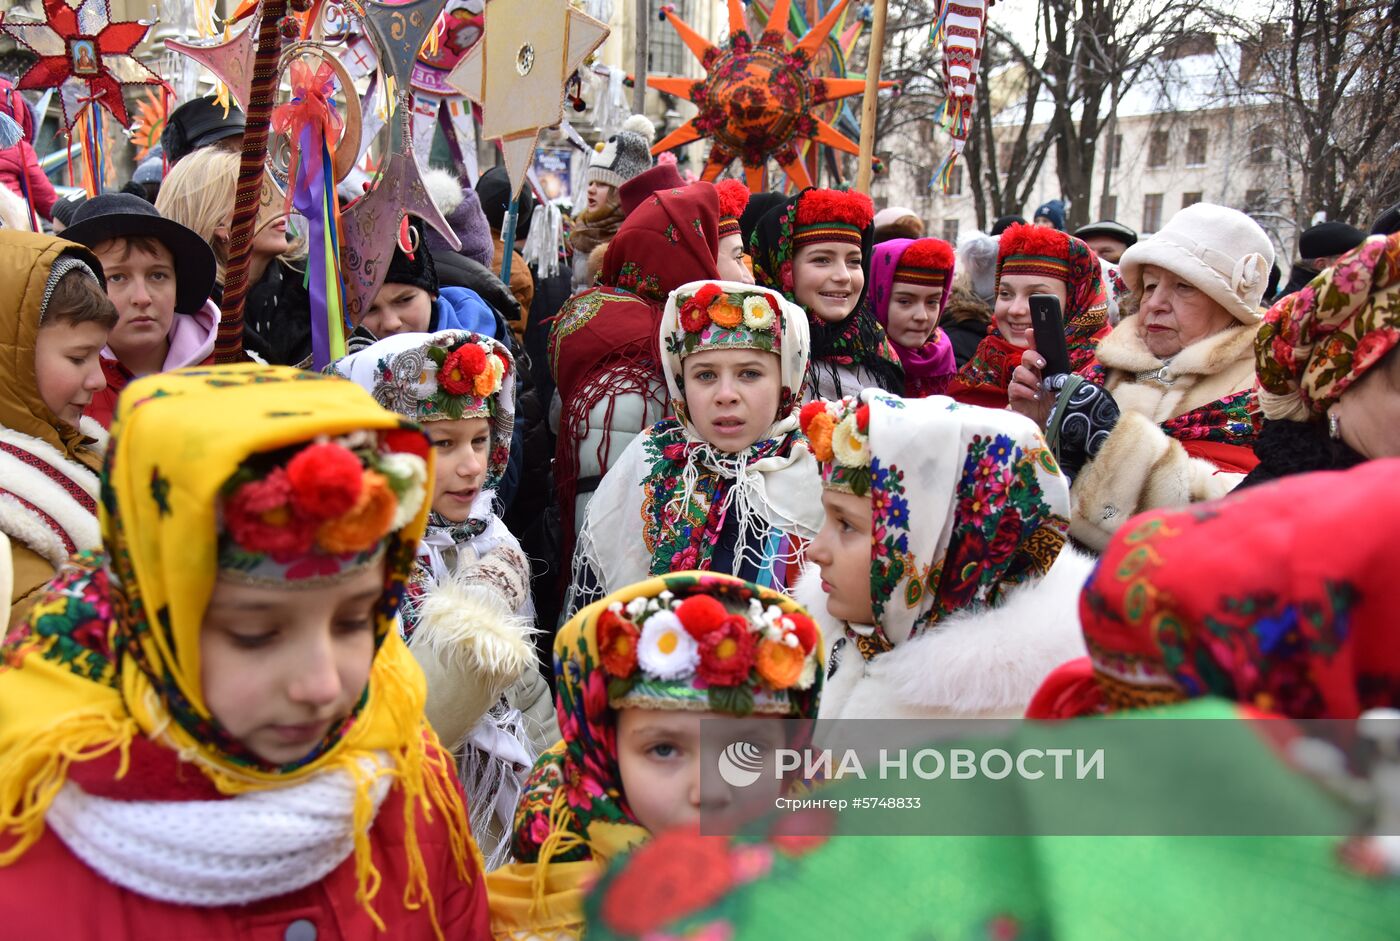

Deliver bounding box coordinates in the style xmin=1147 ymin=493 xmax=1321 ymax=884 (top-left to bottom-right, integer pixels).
xmin=61 ymin=193 xmax=217 ymax=315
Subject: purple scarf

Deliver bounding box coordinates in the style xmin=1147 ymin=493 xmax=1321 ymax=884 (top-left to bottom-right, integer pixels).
xmin=869 ymin=238 xmax=957 ymax=398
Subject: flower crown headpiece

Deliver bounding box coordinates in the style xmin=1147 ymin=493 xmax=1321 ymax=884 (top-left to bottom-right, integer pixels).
xmin=406 ymin=333 xmax=509 ymax=422
xmin=597 ymin=589 xmax=821 ymax=715
xmin=800 ymin=397 xmax=872 ymax=496
xmin=218 ymin=428 xmax=430 ymax=584
xmin=670 ymin=282 xmax=784 ymax=359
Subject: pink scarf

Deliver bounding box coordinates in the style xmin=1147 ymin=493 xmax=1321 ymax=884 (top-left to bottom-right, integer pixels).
xmin=869 ymin=238 xmax=957 ymax=397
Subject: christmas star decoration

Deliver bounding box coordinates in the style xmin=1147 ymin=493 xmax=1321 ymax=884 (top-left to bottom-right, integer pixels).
xmin=446 ymin=0 xmax=609 ymax=198
xmin=0 ymin=0 xmax=164 ymax=131
xmin=165 ymin=12 xmax=258 ymax=110
xmin=648 ymin=0 xmax=873 ymax=191
xmin=750 ymin=0 xmax=872 ymax=140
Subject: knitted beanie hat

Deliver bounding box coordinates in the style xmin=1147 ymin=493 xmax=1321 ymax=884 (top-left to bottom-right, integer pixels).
xmin=384 ymin=217 xmax=439 ymax=296
xmin=715 ymin=178 xmax=751 ymax=241
xmin=793 ymin=188 xmax=875 ymax=249
xmin=588 ymin=114 xmax=656 ymax=188
xmin=422 ymin=166 xmax=495 ymax=267
xmin=997 ymin=222 xmax=1075 ymax=286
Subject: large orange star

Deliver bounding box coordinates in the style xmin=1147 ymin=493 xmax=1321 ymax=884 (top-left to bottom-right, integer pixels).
xmin=648 ymin=0 xmax=872 ymax=191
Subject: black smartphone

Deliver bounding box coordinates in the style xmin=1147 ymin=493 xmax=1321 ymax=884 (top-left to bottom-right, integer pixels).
xmin=1028 ymin=293 xmax=1072 ymax=376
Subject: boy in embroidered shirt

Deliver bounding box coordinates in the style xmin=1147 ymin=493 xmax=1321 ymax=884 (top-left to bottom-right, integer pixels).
xmin=0 ymin=364 xmax=489 ymax=938
xmin=489 ymin=572 xmax=824 ymax=940
xmin=566 ymin=281 xmax=824 ymax=618
xmin=0 ymin=229 xmax=117 ymax=628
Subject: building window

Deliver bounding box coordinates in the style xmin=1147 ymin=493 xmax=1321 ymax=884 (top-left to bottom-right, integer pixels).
xmin=947 ymin=164 xmax=963 ymax=196
xmin=1249 ymin=127 xmax=1272 ymax=165
xmin=1143 ymin=193 xmax=1164 ymax=234
xmin=942 ymin=219 xmax=960 ymax=242
xmin=1181 ymin=191 xmax=1203 ymax=208
xmin=1185 ymin=128 xmax=1208 ymax=166
xmin=648 ymin=0 xmax=689 ymax=75
xmin=1110 ymin=134 xmax=1122 ymax=169
xmin=1244 ymin=188 xmax=1268 ymax=212
xmin=1148 ymin=130 xmax=1169 ymax=168
xmin=1100 ymin=195 xmax=1118 ymax=220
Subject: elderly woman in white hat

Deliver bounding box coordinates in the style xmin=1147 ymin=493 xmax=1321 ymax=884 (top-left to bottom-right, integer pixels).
xmin=1009 ymin=203 xmax=1275 ymax=550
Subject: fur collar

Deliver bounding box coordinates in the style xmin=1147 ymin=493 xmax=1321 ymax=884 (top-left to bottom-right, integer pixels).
xmin=1094 ymin=315 xmax=1258 ymax=379
xmin=796 ymin=547 xmax=1095 ymax=720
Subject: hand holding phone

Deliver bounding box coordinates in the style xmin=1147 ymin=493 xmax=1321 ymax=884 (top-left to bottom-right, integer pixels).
xmin=1028 ymin=294 xmax=1072 ymax=377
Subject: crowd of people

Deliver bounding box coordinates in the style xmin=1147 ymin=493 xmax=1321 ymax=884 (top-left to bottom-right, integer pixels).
xmin=1 ymin=82 xmax=1399 ymax=939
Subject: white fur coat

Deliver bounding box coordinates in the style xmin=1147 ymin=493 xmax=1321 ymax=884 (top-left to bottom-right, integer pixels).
xmin=793 ymin=547 xmax=1094 ymax=721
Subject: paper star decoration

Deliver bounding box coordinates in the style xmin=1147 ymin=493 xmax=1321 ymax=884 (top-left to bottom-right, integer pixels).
xmin=750 ymin=0 xmax=872 ymax=141
xmin=165 ymin=12 xmax=258 ymax=110
xmin=0 ymin=0 xmax=164 ymax=131
xmin=447 ymin=0 xmax=609 ymax=198
xmin=648 ymin=0 xmax=871 ymax=191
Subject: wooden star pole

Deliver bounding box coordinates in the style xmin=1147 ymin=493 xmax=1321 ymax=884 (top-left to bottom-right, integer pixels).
xmin=217 ymin=0 xmax=286 ymax=363
xmin=855 ymin=0 xmax=887 ymax=194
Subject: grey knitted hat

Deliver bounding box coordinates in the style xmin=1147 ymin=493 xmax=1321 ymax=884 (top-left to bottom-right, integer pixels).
xmin=587 ymin=114 xmax=656 ymax=188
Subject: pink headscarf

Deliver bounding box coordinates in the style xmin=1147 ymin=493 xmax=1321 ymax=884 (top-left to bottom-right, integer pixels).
xmin=869 ymin=238 xmax=957 ymax=397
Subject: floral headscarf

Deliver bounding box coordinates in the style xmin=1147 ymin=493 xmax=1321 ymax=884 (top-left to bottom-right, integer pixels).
xmin=1256 ymin=232 xmax=1400 ymax=421
xmin=801 ymin=391 xmax=1070 ymax=660
xmin=0 ymin=364 xmax=472 ymax=923
xmin=750 ymin=190 xmax=904 ymax=397
xmin=599 ymin=182 xmax=723 ymax=303
xmin=511 ymin=572 xmax=824 ymax=867
xmin=1079 ymin=457 xmax=1400 ymax=718
xmin=868 ymin=238 xmax=957 ymax=398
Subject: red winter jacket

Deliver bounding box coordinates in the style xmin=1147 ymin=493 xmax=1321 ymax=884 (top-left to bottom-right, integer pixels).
xmin=0 ymin=140 xmax=56 ymax=220
xmin=0 ymin=769 xmax=491 ymax=939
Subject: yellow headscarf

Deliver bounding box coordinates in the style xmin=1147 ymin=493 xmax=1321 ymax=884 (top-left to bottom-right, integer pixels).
xmin=0 ymin=364 xmax=475 ymax=934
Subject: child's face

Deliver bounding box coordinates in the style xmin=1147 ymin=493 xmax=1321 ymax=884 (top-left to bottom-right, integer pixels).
xmin=586 ymin=180 xmax=615 ymax=212
xmin=615 ymin=707 xmax=785 ymax=834
xmin=886 ymin=281 xmax=943 ymax=350
xmin=994 ymin=275 xmax=1067 ymax=349
xmin=682 ymin=349 xmax=782 ymax=453
xmin=93 ymin=239 xmax=177 ymax=356
xmin=716 ymin=234 xmax=754 ymax=285
xmin=808 ymin=489 xmax=875 ymax=625
xmin=33 ymin=320 xmax=108 ymax=428
xmin=200 ymin=563 xmax=381 ymax=765
xmin=793 ymin=241 xmax=864 ymax=324
xmin=425 ymin=416 xmax=491 ymax=523
xmin=362 ymin=283 xmax=433 ymax=338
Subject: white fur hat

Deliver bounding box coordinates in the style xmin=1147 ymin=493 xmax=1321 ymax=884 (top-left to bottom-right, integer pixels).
xmin=1118 ymin=202 xmax=1275 ymax=323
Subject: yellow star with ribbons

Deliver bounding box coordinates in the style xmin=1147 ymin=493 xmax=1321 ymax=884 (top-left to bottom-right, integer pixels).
xmin=447 ymin=0 xmax=608 ymax=198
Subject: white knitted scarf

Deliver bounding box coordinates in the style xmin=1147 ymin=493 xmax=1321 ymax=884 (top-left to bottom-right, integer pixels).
xmin=45 ymin=756 xmax=392 ymax=906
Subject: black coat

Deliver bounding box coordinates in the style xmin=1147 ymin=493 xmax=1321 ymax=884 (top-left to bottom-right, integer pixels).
xmin=1236 ymin=418 xmax=1365 ymax=490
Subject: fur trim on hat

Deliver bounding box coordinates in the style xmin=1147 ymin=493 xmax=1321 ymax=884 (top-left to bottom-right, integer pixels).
xmin=796 ymin=188 xmax=875 ymax=230
xmin=423 ymin=167 xmax=465 ymax=217
xmin=898 ymin=237 xmax=956 ymax=273
xmin=715 ymin=178 xmax=750 ymax=222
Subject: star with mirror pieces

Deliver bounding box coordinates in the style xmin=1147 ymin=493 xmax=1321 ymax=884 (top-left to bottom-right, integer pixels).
xmin=0 ymin=0 xmax=164 ymax=130
xmin=447 ymin=0 xmax=608 ymax=200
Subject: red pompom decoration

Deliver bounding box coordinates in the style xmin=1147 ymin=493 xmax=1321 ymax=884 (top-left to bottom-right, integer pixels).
xmin=693 ymin=283 xmax=724 ymax=308
xmin=781 ymin=612 xmax=819 ymax=655
xmin=286 ymin=442 xmax=363 ymax=520
xmin=384 ymin=427 xmax=431 ymax=460
xmin=697 ymin=615 xmax=757 ymax=687
xmin=675 ymin=594 xmax=730 ymax=640
xmin=898 ymin=237 xmax=956 ymax=273
xmin=997 ymin=223 xmax=1072 ymax=266
xmin=714 ymin=178 xmax=751 ymax=222
xmin=441 ymin=343 xmax=487 ymax=395
xmin=795 ymin=188 xmax=875 ymax=230
xmin=799 ymin=401 xmax=827 ymax=434
xmin=855 ymin=404 xmax=870 ymax=434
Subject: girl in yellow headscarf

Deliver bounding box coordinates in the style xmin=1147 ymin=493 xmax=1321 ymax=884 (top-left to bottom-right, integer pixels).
xmin=0 ymin=364 xmax=488 ymax=939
